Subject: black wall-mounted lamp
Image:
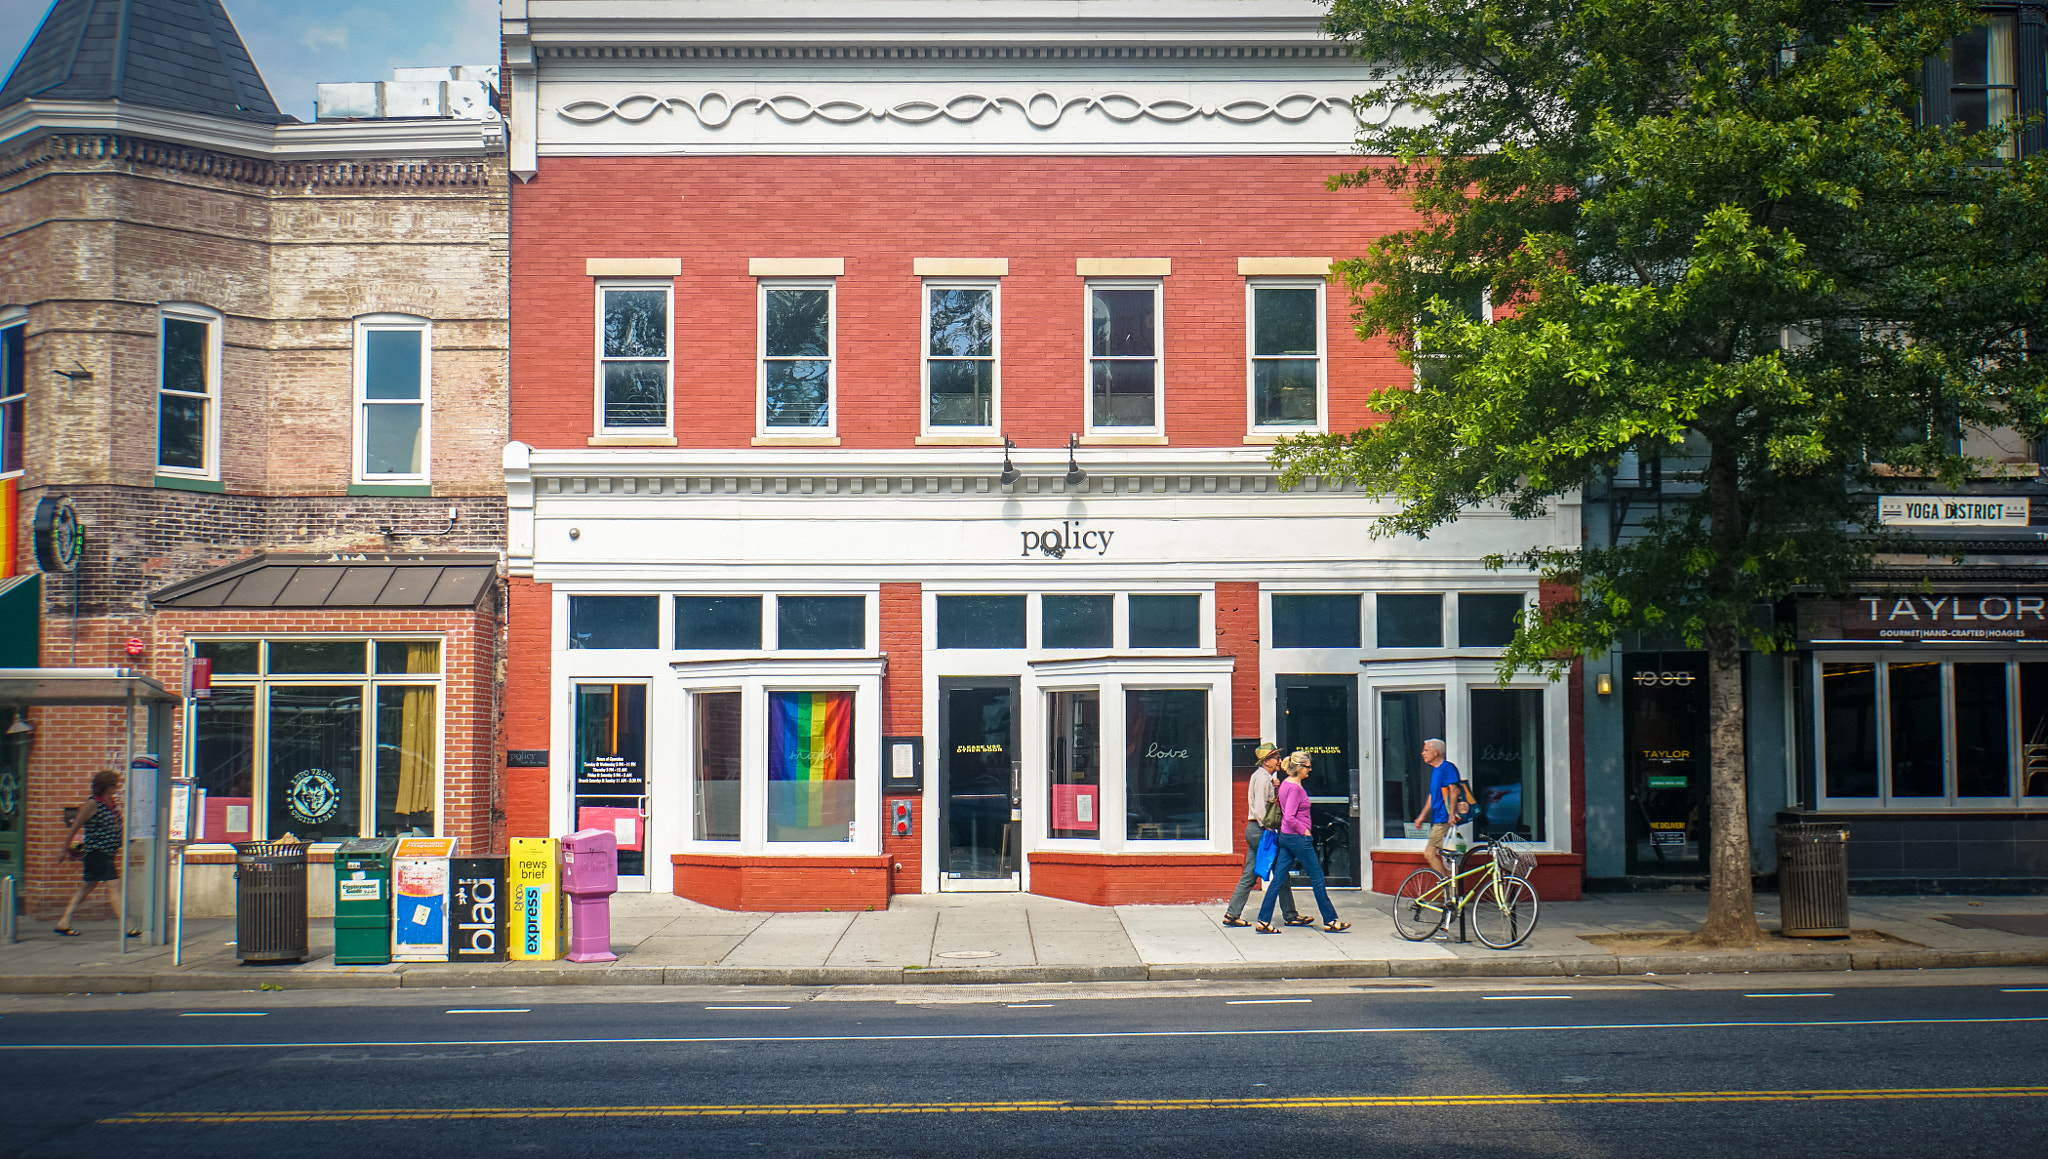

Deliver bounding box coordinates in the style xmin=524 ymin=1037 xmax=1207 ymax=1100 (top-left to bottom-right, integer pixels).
xmin=998 ymin=436 xmax=1021 ymax=487
xmin=1064 ymin=434 xmax=1087 ymax=487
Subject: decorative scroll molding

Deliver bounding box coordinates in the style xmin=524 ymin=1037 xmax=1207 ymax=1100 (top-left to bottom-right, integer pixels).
xmin=538 ymin=44 xmax=1354 ymax=64
xmin=557 ymin=90 xmax=1354 ymax=130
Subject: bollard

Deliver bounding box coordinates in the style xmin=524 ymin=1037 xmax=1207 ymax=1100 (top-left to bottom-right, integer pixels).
xmin=2 ymin=874 xmax=14 ymax=944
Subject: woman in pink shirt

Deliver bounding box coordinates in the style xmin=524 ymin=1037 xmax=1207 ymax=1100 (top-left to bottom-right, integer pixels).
xmin=1256 ymin=751 xmax=1349 ymax=933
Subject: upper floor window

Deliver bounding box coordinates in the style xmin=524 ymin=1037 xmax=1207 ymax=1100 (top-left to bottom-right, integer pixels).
xmin=157 ymin=304 xmax=221 ymax=478
xmin=1088 ymin=283 xmax=1160 ymax=432
xmin=1927 ymin=17 xmax=2018 ymax=157
xmin=355 ymin=316 xmax=430 ymax=482
xmin=761 ymin=283 xmax=834 ymax=432
xmin=1249 ymin=283 xmax=1323 ymax=430
xmin=597 ymin=283 xmax=671 ymax=432
xmin=0 ymin=312 xmax=23 ymax=475
xmin=925 ymin=284 xmax=998 ymax=431
xmin=1415 ymin=287 xmax=1489 ymax=389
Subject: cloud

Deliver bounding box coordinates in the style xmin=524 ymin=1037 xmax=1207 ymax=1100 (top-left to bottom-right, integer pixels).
xmin=300 ymin=24 xmax=349 ymax=53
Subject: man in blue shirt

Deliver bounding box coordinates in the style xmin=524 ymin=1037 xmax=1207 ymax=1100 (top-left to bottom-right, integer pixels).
xmin=1411 ymin=737 xmax=1469 ymax=875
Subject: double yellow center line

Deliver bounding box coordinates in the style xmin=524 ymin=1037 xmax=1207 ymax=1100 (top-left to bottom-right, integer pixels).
xmin=101 ymin=1086 xmax=2048 ymax=1124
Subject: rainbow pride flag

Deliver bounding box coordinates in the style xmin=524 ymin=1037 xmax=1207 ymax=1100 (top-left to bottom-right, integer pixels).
xmin=769 ymin=691 xmax=853 ymax=830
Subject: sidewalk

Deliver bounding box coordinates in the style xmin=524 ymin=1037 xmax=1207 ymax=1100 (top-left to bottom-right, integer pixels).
xmin=4 ymin=890 xmax=2045 ymax=994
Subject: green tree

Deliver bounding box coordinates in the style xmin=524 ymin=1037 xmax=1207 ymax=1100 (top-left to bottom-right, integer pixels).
xmin=1280 ymin=0 xmax=2048 ymax=943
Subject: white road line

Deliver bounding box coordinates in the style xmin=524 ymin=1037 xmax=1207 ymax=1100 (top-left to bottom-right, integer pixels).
xmin=447 ymin=1009 xmax=531 ymax=1015
xmin=177 ymin=1012 xmax=268 ymax=1017
xmin=1745 ymin=994 xmax=1833 ymax=999
xmin=2000 ymin=988 xmax=2048 ymax=993
xmin=704 ymin=1006 xmax=792 ymax=1011
xmin=1481 ymin=996 xmax=1572 ymax=1001
xmin=13 ymin=1015 xmax=2047 ymax=1051
xmin=1226 ymin=999 xmax=1314 ymax=1005
xmin=1005 ymin=1004 xmax=1056 ymax=1009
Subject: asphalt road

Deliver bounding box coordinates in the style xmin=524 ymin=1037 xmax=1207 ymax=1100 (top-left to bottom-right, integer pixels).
xmin=3 ymin=971 xmax=2045 ymax=1158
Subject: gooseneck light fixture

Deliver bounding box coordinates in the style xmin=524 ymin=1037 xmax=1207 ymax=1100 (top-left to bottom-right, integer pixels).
xmin=1064 ymin=434 xmax=1087 ymax=487
xmin=998 ymin=436 xmax=1021 ymax=487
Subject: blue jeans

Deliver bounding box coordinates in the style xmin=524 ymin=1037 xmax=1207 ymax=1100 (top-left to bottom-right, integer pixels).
xmin=1225 ymin=819 xmax=1297 ymax=920
xmin=1257 ymin=832 xmax=1338 ymax=926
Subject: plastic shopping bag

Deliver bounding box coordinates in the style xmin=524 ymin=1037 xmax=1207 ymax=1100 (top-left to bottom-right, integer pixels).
xmin=1254 ymin=829 xmax=1279 ymax=880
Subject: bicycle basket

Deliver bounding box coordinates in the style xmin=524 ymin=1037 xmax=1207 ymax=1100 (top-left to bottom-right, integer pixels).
xmin=1491 ymin=841 xmax=1536 ymax=881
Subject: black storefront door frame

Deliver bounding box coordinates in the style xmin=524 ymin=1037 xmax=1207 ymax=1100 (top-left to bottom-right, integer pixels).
xmin=1275 ymin=674 xmax=1361 ymax=888
xmin=1622 ymin=651 xmax=1711 ymax=876
xmin=938 ymin=678 xmax=1021 ymax=892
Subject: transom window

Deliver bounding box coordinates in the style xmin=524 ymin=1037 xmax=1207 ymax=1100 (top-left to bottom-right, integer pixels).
xmin=1087 ymin=283 xmax=1160 ymax=431
xmin=597 ymin=283 xmax=671 ymax=432
xmin=567 ymin=594 xmax=870 ymax=652
xmin=761 ymin=283 xmax=834 ymax=431
xmin=354 ymin=315 xmax=430 ymax=481
xmin=1249 ymin=282 xmax=1323 ymax=430
xmin=157 ymin=304 xmax=220 ymax=477
xmin=187 ymin=638 xmax=443 ymax=844
xmin=925 ymin=284 xmax=998 ymax=430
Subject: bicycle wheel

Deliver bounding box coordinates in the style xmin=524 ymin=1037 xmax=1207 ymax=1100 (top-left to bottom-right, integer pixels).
xmin=1390 ymin=868 xmax=1448 ymax=941
xmin=1469 ymin=874 xmax=1540 ymax=949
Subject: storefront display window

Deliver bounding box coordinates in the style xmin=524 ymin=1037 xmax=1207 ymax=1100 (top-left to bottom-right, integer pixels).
xmin=676 ymin=597 xmax=762 ymax=650
xmin=1378 ymin=689 xmax=1445 ymax=838
xmin=693 ymin=692 xmax=742 ymax=840
xmin=1125 ymin=689 xmax=1206 ymax=840
xmin=192 ymin=686 xmax=255 ymax=842
xmin=570 ymin=596 xmax=659 ymax=649
xmin=1048 ymin=690 xmax=1100 ymax=838
xmin=1470 ymin=688 xmax=1545 ymax=840
xmin=778 ymin=596 xmax=864 ymax=649
xmin=1271 ymin=594 xmax=1359 ymax=649
xmin=1043 ymin=595 xmax=1113 ymax=649
xmin=268 ymin=686 xmax=362 ymax=842
xmin=1378 ymin=594 xmax=1443 ymax=648
xmin=937 ymin=595 xmax=1026 ymax=649
xmin=374 ymin=685 xmax=437 ymax=836
xmin=1129 ymin=595 xmax=1199 ymax=648
xmin=767 ymin=690 xmax=855 ymax=842
xmin=1818 ymin=655 xmax=2048 ymax=805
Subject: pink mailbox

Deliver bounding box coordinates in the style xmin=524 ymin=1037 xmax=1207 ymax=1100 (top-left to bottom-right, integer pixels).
xmin=561 ymin=828 xmax=619 ymax=963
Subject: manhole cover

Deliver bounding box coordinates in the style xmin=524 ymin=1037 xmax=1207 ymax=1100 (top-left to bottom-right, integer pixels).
xmin=936 ymin=950 xmax=1001 ymax=960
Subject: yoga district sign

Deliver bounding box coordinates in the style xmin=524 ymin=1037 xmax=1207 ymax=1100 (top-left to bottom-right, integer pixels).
xmin=1798 ymin=593 xmax=2048 ymax=643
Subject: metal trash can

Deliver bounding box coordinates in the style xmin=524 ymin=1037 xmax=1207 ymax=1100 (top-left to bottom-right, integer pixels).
xmin=1775 ymin=823 xmax=1851 ymax=938
xmin=234 ymin=840 xmax=309 ymax=963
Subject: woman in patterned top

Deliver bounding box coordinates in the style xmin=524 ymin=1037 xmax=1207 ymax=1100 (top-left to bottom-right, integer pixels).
xmin=55 ymin=769 xmax=133 ymax=937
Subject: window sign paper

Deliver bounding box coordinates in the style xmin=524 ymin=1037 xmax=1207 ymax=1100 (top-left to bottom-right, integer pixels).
xmin=1052 ymin=784 xmax=1097 ymax=832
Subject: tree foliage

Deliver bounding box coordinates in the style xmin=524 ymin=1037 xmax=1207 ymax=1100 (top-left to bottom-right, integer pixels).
xmin=1280 ymin=0 xmax=2048 ymax=941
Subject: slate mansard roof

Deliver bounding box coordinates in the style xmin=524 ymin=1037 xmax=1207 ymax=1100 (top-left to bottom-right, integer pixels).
xmin=0 ymin=0 xmax=292 ymax=123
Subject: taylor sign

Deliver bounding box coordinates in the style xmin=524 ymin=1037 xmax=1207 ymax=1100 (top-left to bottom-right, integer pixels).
xmin=1878 ymin=496 xmax=2029 ymax=527
xmin=1799 ymin=594 xmax=2048 ymax=643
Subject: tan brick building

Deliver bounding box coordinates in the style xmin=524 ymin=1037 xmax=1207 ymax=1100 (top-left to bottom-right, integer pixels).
xmin=0 ymin=0 xmax=508 ymax=925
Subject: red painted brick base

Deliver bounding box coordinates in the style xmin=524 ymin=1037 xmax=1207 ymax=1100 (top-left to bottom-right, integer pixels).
xmin=1369 ymin=850 xmax=1584 ymax=901
xmin=1028 ymin=851 xmax=1243 ymax=906
xmin=671 ymin=854 xmax=892 ymax=912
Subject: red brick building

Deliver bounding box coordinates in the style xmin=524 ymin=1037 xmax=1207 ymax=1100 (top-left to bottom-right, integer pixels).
xmin=0 ymin=0 xmax=508 ymax=923
xmin=500 ymin=0 xmax=1584 ymax=909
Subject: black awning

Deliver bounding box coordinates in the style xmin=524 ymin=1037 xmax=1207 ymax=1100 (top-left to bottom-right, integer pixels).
xmin=150 ymin=553 xmax=497 ymax=610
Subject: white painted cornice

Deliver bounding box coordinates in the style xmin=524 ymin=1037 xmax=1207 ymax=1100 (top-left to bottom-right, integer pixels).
xmin=515 ymin=1 xmax=1335 ymax=48
xmin=0 ymin=99 xmax=506 ymax=161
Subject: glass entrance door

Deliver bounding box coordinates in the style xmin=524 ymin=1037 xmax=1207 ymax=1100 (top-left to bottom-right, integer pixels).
xmin=1277 ymin=676 xmax=1360 ymax=887
xmin=1623 ymin=652 xmax=1709 ymax=875
xmin=574 ymin=683 xmax=649 ymax=890
xmin=939 ymin=679 xmax=1020 ymax=891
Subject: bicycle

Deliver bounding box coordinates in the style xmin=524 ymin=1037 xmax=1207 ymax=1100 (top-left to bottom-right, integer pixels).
xmin=1389 ymin=832 xmax=1541 ymax=949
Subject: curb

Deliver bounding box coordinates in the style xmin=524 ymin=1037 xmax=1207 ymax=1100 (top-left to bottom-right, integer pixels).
xmin=4 ymin=948 xmax=2044 ymax=995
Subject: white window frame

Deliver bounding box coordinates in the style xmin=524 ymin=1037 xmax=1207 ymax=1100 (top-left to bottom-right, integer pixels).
xmin=156 ymin=303 xmax=222 ymax=480
xmin=352 ymin=314 xmax=432 ymax=484
xmin=594 ymin=280 xmax=675 ymax=436
xmin=1083 ymin=279 xmax=1164 ymax=437
xmin=1245 ymin=278 xmax=1326 ymax=434
xmin=1413 ymin=288 xmax=1493 ymax=388
xmin=0 ymin=307 xmax=24 ymax=478
xmin=757 ymin=279 xmax=837 ymax=436
xmin=920 ymin=279 xmax=1001 ymax=436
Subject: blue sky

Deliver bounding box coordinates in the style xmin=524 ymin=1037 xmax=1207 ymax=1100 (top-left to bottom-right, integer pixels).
xmin=1 ymin=0 xmax=501 ymax=120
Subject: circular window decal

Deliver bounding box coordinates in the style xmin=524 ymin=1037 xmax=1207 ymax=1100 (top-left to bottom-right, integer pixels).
xmin=285 ymin=768 xmax=341 ymax=825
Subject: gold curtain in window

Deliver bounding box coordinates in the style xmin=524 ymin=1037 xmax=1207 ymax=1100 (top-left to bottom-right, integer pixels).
xmin=394 ymin=645 xmax=438 ymax=816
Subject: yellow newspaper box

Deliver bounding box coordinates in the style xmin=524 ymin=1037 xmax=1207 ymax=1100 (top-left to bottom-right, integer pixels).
xmin=508 ymin=837 xmax=566 ymax=961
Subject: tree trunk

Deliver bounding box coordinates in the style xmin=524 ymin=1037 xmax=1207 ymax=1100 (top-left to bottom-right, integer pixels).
xmin=1693 ymin=436 xmax=1763 ymax=947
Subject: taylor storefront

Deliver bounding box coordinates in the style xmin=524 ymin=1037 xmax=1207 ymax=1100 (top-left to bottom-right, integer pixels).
xmin=1788 ymin=587 xmax=2048 ymax=891
xmin=503 ymin=445 xmax=1584 ymax=909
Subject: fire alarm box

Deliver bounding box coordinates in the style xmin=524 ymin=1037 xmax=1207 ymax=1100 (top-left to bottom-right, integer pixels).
xmin=891 ymin=800 xmax=913 ymax=838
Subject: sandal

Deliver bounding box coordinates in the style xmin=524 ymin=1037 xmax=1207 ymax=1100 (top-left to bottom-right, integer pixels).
xmin=126 ymin=928 xmax=143 ymax=938
xmin=53 ymin=927 xmax=81 ymax=937
xmin=1221 ymin=915 xmax=1251 ymax=927
xmin=1283 ymin=915 xmax=1317 ymax=927
xmin=1323 ymin=921 xmax=1352 ymax=933
xmin=1254 ymin=922 xmax=1282 ymax=934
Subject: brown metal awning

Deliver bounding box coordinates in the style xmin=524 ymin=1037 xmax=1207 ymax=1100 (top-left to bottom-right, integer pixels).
xmin=150 ymin=552 xmax=497 ymax=610
xmin=0 ymin=668 xmax=180 ymax=706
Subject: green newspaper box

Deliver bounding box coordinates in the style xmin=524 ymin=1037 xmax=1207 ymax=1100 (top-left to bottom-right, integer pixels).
xmin=333 ymin=837 xmax=398 ymax=965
